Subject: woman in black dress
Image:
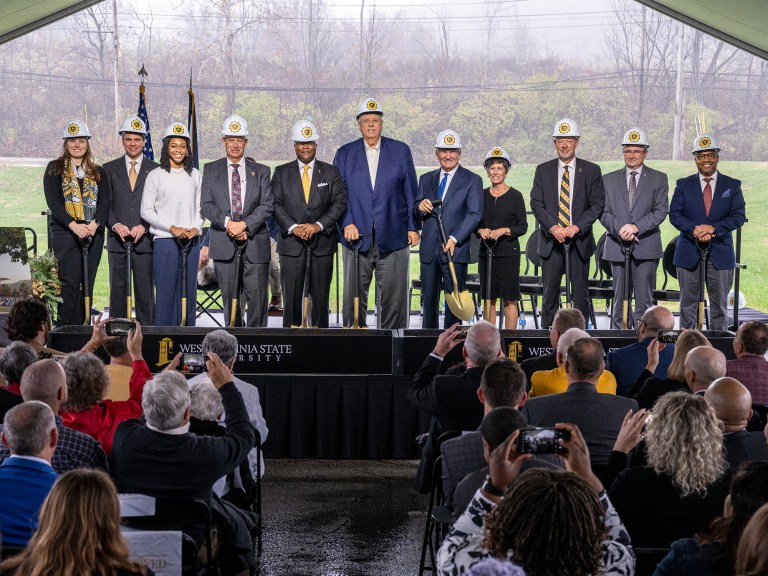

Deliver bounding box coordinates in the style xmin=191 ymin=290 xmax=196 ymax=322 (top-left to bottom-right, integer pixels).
xmin=477 ymin=147 xmax=527 ymax=328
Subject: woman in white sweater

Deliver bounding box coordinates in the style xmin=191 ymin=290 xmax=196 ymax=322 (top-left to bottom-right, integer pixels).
xmin=140 ymin=123 xmax=204 ymax=326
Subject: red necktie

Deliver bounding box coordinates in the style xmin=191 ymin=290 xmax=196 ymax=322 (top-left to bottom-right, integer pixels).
xmin=703 ymin=177 xmax=712 ymax=216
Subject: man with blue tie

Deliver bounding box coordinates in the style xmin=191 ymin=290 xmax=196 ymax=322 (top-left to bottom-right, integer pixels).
xmin=334 ymin=98 xmax=420 ymax=329
xmin=415 ymin=130 xmax=483 ymax=329
xmin=670 ymin=134 xmax=746 ymax=330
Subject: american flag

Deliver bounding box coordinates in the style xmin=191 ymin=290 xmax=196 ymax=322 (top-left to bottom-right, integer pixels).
xmin=138 ymin=84 xmax=154 ymax=161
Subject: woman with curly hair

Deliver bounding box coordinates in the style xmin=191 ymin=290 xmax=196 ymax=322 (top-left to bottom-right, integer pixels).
xmin=609 ymin=391 xmax=730 ymax=548
xmin=0 ymin=469 xmax=151 ymax=576
xmin=437 ymin=423 xmax=634 ymax=576
xmin=735 ymin=502 xmax=768 ymax=576
xmin=43 ymin=120 xmax=110 ymax=326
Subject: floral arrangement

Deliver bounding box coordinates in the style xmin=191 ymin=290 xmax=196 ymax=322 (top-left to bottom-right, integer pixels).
xmin=29 ymin=251 xmax=62 ymax=313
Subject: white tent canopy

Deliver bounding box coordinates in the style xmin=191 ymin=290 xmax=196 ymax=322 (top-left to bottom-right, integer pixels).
xmin=0 ymin=0 xmax=104 ymax=45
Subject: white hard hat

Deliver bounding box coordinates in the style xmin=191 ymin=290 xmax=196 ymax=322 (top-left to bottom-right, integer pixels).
xmin=291 ymin=120 xmax=319 ymax=143
xmin=162 ymin=122 xmax=191 ymax=141
xmin=553 ymin=118 xmax=580 ymax=138
xmin=727 ymin=289 xmax=746 ymax=310
xmin=63 ymin=119 xmax=91 ymax=139
xmin=483 ymin=147 xmax=511 ymax=168
xmin=622 ymin=128 xmax=649 ymax=148
xmin=356 ymin=97 xmax=383 ymax=120
xmin=435 ymin=129 xmax=462 ymax=149
xmin=222 ymin=115 xmax=249 ymax=137
xmin=692 ymin=133 xmax=721 ymax=155
xmin=119 ymin=115 xmax=147 ymax=136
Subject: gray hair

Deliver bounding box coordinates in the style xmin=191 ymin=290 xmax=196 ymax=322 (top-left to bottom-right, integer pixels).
xmin=3 ymin=401 xmax=56 ymax=456
xmin=142 ymin=371 xmax=190 ymax=431
xmin=464 ymin=320 xmax=502 ymax=369
xmin=0 ymin=341 xmax=37 ymax=383
xmin=189 ymin=379 xmax=224 ymax=422
xmin=201 ymin=330 xmax=239 ymax=365
xmin=557 ymin=328 xmax=590 ymax=357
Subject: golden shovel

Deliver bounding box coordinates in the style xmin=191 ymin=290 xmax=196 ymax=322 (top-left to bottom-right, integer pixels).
xmin=432 ymin=201 xmax=475 ymax=322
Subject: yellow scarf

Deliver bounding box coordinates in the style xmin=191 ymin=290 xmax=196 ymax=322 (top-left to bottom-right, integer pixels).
xmin=62 ymin=158 xmax=98 ymax=222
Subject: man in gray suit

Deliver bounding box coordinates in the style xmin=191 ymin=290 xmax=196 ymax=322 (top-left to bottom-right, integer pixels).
xmin=103 ymin=115 xmax=158 ymax=324
xmin=600 ymin=128 xmax=669 ymax=329
xmin=271 ymin=120 xmax=347 ymax=327
xmin=521 ymin=336 xmax=638 ymax=474
xmin=201 ymin=115 xmax=274 ymax=327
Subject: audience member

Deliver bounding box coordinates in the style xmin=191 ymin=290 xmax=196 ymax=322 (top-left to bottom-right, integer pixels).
xmin=437 ymin=424 xmax=634 ymax=576
xmin=606 ymin=305 xmax=676 ymax=396
xmin=601 ymin=407 xmax=651 ymax=488
xmin=726 ymin=321 xmax=768 ymax=406
xmin=529 ymin=328 xmax=617 ymax=396
xmin=60 ymin=321 xmax=150 ymax=454
xmin=609 ymin=392 xmax=730 ymax=548
xmin=705 ymin=377 xmax=768 ymax=471
xmin=0 ymin=401 xmax=58 ymax=547
xmin=464 ymin=558 xmax=526 ymax=576
xmin=520 ymin=308 xmax=585 ymax=387
xmin=3 ymin=297 xmax=62 ymax=357
xmin=0 ymin=469 xmax=150 ymax=576
xmin=189 ymin=378 xmax=225 ymax=434
xmin=409 ymin=320 xmax=503 ymax=493
xmin=629 ymin=329 xmax=711 ymax=409
xmin=0 ymin=341 xmax=37 ymax=394
xmin=686 ymin=346 xmax=727 ymax=395
xmin=0 ymin=359 xmax=108 ymax=472
xmin=735 ymin=501 xmax=768 ymax=576
xmin=441 ymin=358 xmax=528 ymax=509
xmin=102 ymin=333 xmax=133 ymax=401
xmin=522 ymin=337 xmax=637 ymax=473
xmin=112 ymin=354 xmax=257 ymax=576
xmin=655 ymin=461 xmax=768 ymax=576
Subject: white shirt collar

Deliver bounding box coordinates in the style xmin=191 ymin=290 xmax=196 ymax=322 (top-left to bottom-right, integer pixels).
xmin=146 ymin=421 xmax=191 ymax=435
xmin=626 ymin=165 xmax=643 ymax=176
xmin=699 ymin=171 xmax=719 ymax=183
xmin=10 ymin=454 xmax=53 ymax=467
xmin=441 ymin=165 xmax=459 ymax=178
xmin=365 ymin=139 xmax=381 ymax=152
xmin=297 ymin=159 xmax=316 ymax=171
xmin=558 ymin=157 xmax=576 ymax=170
xmin=125 ymin=154 xmax=143 ymax=171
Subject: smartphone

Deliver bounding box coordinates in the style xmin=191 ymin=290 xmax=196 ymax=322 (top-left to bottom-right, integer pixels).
xmin=657 ymin=329 xmax=681 ymax=344
xmin=107 ymin=319 xmax=136 ymax=336
xmin=516 ymin=427 xmax=570 ymax=455
xmin=180 ymin=353 xmax=208 ymax=374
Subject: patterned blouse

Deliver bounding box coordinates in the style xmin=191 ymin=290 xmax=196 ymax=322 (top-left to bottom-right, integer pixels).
xmin=436 ymin=488 xmax=636 ymax=576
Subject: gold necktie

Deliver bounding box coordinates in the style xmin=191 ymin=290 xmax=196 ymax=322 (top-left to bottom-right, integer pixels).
xmin=129 ymin=160 xmax=138 ymax=190
xmin=302 ymin=164 xmax=310 ymax=203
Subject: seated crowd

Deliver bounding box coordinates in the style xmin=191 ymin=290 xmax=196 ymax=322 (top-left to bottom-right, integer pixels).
xmin=410 ymin=310 xmax=768 ymax=576
xmin=0 ymin=297 xmax=267 ymax=576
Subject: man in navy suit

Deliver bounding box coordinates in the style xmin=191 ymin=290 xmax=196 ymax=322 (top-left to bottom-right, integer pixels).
xmin=530 ymin=118 xmax=605 ymax=329
xmin=201 ymin=115 xmax=274 ymax=327
xmin=271 ymin=120 xmax=347 ymax=327
xmin=670 ymin=134 xmax=746 ymax=330
xmin=333 ymin=98 xmax=420 ymax=329
xmin=415 ymin=129 xmax=483 ymax=328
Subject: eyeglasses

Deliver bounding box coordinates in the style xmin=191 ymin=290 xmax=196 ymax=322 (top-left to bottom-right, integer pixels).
xmin=623 ymin=150 xmax=646 ymax=156
xmin=696 ymin=152 xmax=718 ymax=160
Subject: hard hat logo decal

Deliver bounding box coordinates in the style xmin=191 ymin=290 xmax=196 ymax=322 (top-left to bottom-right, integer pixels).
xmin=444 ymin=134 xmax=456 ymax=146
xmin=173 ymin=125 xmax=185 ymax=135
xmin=558 ymin=123 xmax=570 ymax=134
xmin=699 ymin=137 xmax=711 ymax=148
xmin=68 ymin=124 xmax=79 ymax=135
xmin=302 ymin=126 xmax=313 ymax=138
xmin=366 ymin=100 xmax=378 ymax=111
xmin=628 ymin=131 xmax=640 ymax=142
xmin=491 ymin=148 xmax=503 ymax=156
xmin=131 ymin=119 xmax=143 ymax=130
xmin=229 ymin=121 xmax=241 ymax=133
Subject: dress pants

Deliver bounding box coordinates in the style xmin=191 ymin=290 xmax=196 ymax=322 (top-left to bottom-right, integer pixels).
xmin=153 ymin=238 xmax=200 ymax=326
xmin=215 ymin=255 xmax=269 ymax=328
xmin=280 ymin=250 xmax=333 ymax=327
xmin=108 ymin=249 xmax=155 ymax=324
xmin=677 ymin=261 xmax=733 ymax=331
xmin=269 ymin=239 xmax=281 ymax=303
xmin=342 ymin=243 xmax=410 ymax=329
xmin=609 ymin=258 xmax=657 ymax=329
xmin=420 ymin=253 xmax=469 ymax=329
xmin=51 ymin=226 xmax=104 ymax=326
xmin=540 ymin=243 xmax=590 ymax=329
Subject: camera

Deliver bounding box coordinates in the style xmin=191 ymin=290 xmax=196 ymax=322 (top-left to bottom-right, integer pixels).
xmin=516 ymin=427 xmax=570 ymax=455
xmin=180 ymin=353 xmax=208 ymax=374
xmin=106 ymin=319 xmax=136 ymax=337
xmin=657 ymin=329 xmax=681 ymax=344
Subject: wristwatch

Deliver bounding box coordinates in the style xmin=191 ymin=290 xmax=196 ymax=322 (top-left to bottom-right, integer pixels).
xmin=482 ymin=475 xmax=504 ymax=497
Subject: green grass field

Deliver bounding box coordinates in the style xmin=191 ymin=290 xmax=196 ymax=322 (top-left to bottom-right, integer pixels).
xmin=2 ymin=159 xmax=765 ymax=316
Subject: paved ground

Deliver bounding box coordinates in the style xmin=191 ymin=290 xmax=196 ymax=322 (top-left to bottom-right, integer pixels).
xmin=257 ymin=459 xmax=428 ymax=576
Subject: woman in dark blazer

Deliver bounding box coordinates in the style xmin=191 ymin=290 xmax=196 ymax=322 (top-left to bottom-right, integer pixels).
xmin=43 ymin=120 xmax=110 ymax=326
xmin=477 ymin=147 xmax=527 ymax=328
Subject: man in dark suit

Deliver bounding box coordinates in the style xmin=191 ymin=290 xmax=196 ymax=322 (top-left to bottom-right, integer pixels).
xmin=201 ymin=115 xmax=274 ymax=327
xmin=520 ymin=308 xmax=585 ymax=387
xmin=522 ymin=337 xmax=637 ymax=472
xmin=600 ymin=128 xmax=669 ymax=329
xmin=103 ymin=115 xmax=158 ymax=324
xmin=408 ymin=320 xmax=503 ymax=493
xmin=705 ymin=377 xmax=768 ymax=471
xmin=415 ymin=129 xmax=483 ymax=328
xmin=606 ymin=305 xmax=676 ymax=396
xmin=271 ymin=120 xmax=347 ymax=328
xmin=670 ymin=134 xmax=746 ymax=330
xmin=530 ymin=118 xmax=605 ymax=329
xmin=334 ymin=98 xmax=420 ymax=329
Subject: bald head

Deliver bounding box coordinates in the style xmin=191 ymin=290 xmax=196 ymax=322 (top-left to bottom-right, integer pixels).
xmin=639 ymin=306 xmax=675 ymax=340
xmin=705 ymin=377 xmax=752 ymax=432
xmin=20 ymin=359 xmax=67 ymax=411
xmin=464 ymin=320 xmax=503 ymax=369
xmin=684 ymin=346 xmax=727 ymax=393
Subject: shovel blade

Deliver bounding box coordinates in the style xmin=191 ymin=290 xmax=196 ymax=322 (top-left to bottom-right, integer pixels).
xmin=446 ymin=290 xmax=475 ymax=322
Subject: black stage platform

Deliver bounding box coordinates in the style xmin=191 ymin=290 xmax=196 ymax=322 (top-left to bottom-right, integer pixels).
xmin=48 ymin=326 xmax=738 ymax=459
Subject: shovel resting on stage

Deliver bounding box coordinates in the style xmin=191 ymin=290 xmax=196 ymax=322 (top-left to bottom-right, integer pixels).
xmin=432 ymin=200 xmax=475 ymax=322
xmin=175 ymin=236 xmax=195 ymax=327
xmin=620 ymin=239 xmax=634 ymax=329
xmin=292 ymin=236 xmax=317 ymax=328
xmin=229 ymin=236 xmax=248 ymax=327
xmin=80 ymin=233 xmax=94 ymax=326
xmin=696 ymin=238 xmax=712 ymax=330
xmin=124 ymin=239 xmax=134 ymax=320
xmin=562 ymin=237 xmax=573 ymax=310
xmin=482 ymin=238 xmax=498 ymax=327
xmin=348 ymin=235 xmax=366 ymax=329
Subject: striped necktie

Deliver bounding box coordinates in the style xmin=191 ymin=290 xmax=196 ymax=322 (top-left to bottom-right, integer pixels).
xmin=558 ymin=166 xmax=570 ymax=227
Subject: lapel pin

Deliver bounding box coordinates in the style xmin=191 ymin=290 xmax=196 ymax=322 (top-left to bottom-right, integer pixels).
xmin=251 ymin=171 xmax=256 ymax=177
